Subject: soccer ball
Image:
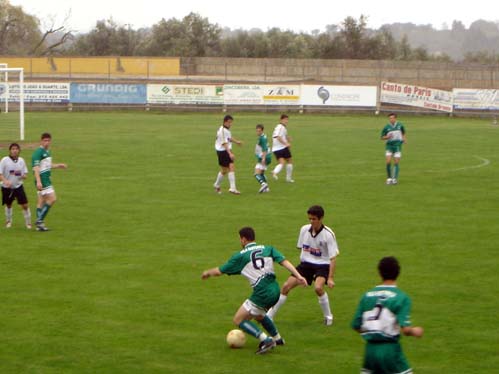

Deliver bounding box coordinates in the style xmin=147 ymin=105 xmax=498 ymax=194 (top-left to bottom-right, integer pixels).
xmin=226 ymin=329 xmax=246 ymax=348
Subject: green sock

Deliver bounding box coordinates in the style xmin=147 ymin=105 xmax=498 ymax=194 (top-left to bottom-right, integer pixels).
xmin=394 ymin=164 xmax=399 ymax=179
xmin=40 ymin=203 xmax=51 ymax=221
xmin=386 ymin=164 xmax=392 ymax=178
xmin=261 ymin=173 xmax=267 ymax=183
xmin=239 ymin=320 xmax=263 ymax=339
xmin=260 ymin=315 xmax=278 ymax=337
xmin=36 ymin=207 xmax=42 ymax=221
xmin=255 ymin=174 xmax=265 ymax=185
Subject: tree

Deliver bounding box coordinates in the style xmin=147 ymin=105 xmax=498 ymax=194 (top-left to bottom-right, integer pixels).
xmin=0 ymin=0 xmax=41 ymax=55
xmin=339 ymin=15 xmax=368 ymax=59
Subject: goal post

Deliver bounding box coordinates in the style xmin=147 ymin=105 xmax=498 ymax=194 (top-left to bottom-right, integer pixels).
xmin=0 ymin=66 xmax=25 ymax=140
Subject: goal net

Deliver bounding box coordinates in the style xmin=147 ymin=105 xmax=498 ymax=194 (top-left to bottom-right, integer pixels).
xmin=0 ymin=65 xmax=25 ymax=141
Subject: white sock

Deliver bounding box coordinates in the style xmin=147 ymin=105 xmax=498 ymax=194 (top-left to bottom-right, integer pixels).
xmin=273 ymin=164 xmax=283 ymax=175
xmin=258 ymin=332 xmax=269 ymax=342
xmin=23 ymin=208 xmax=31 ymax=225
xmin=286 ymin=164 xmax=293 ymax=180
xmin=318 ymin=293 xmax=332 ymax=318
xmin=267 ymin=294 xmax=287 ymax=319
xmin=5 ymin=207 xmax=12 ymax=221
xmin=228 ymin=172 xmax=236 ymax=190
xmin=214 ymin=172 xmax=224 ymax=187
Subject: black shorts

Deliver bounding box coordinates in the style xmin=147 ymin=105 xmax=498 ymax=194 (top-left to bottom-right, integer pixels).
xmin=2 ymin=185 xmax=28 ymax=206
xmin=217 ymin=150 xmax=232 ymax=167
xmin=273 ymin=147 xmax=292 ymax=160
xmin=293 ymin=262 xmax=330 ymax=285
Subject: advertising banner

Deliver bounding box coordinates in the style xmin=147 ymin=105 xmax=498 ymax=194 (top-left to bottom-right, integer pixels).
xmin=0 ymin=82 xmax=69 ymax=103
xmin=147 ymin=84 xmax=223 ymax=104
xmin=223 ymin=85 xmax=264 ymax=105
xmin=262 ymin=85 xmax=301 ymax=106
xmin=301 ymin=85 xmax=377 ymax=106
xmin=380 ymin=81 xmax=453 ymax=112
xmin=70 ymin=83 xmax=147 ymax=104
xmin=452 ymin=89 xmax=499 ymax=110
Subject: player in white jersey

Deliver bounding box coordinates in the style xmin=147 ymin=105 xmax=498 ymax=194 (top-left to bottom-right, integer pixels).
xmin=267 ymin=205 xmax=339 ymax=325
xmin=213 ymin=115 xmax=243 ymax=195
xmin=0 ymin=143 xmax=31 ymax=229
xmin=271 ymin=114 xmax=294 ymax=182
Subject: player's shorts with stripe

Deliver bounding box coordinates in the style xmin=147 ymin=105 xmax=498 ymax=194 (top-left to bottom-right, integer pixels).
xmin=294 ymin=262 xmax=330 ymax=285
xmin=273 ymin=147 xmax=292 ymax=160
xmin=217 ymin=150 xmax=232 ymax=167
xmin=385 ymin=144 xmax=402 ymax=158
xmin=362 ymin=342 xmax=412 ymax=374
xmin=2 ymin=185 xmax=28 ymax=205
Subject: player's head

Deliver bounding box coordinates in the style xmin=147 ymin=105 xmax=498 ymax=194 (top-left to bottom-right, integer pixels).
xmin=8 ymin=143 xmax=20 ymax=158
xmin=280 ymin=114 xmax=289 ymax=125
xmin=378 ymin=256 xmax=400 ymax=281
xmin=256 ymin=124 xmax=264 ymax=135
xmin=307 ymin=205 xmax=324 ymax=229
xmin=223 ymin=115 xmax=234 ymax=128
xmin=40 ymin=133 xmax=52 ymax=149
xmin=388 ymin=113 xmax=397 ymax=124
xmin=239 ymin=226 xmax=256 ymax=246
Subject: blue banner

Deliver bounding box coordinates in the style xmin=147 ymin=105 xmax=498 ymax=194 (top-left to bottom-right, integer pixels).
xmin=70 ymin=83 xmax=147 ymax=104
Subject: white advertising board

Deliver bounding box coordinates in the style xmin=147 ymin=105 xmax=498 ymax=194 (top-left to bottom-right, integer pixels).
xmin=301 ymin=85 xmax=377 ymax=106
xmin=262 ymin=85 xmax=301 ymax=106
xmin=452 ymin=89 xmax=499 ymax=110
xmin=147 ymin=84 xmax=224 ymax=104
xmin=223 ymin=85 xmax=264 ymax=105
xmin=0 ymin=82 xmax=69 ymax=103
xmin=380 ymin=81 xmax=453 ymax=112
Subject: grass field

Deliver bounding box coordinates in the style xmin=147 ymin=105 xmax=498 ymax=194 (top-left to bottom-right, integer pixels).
xmin=0 ymin=111 xmax=497 ymax=373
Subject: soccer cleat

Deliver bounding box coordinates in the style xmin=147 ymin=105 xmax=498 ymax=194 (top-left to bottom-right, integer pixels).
xmin=263 ymin=186 xmax=270 ymax=193
xmin=255 ymin=338 xmax=276 ymax=354
xmin=26 ymin=223 xmax=32 ymax=230
xmin=258 ymin=183 xmax=269 ymax=193
xmin=274 ymin=338 xmax=285 ymax=346
xmin=214 ymin=185 xmax=222 ymax=194
xmin=385 ymin=178 xmax=393 ymax=185
xmin=5 ymin=221 xmax=12 ymax=228
xmin=229 ymin=189 xmax=241 ymax=195
xmin=286 ymin=179 xmax=295 ymax=183
xmin=391 ymin=178 xmax=398 ymax=185
xmin=36 ymin=221 xmax=49 ymax=232
xmin=272 ymin=173 xmax=278 ymax=180
xmin=324 ymin=316 xmax=334 ymax=326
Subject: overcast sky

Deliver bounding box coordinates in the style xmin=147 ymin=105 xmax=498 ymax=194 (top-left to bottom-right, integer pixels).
xmin=10 ymin=0 xmax=498 ymax=33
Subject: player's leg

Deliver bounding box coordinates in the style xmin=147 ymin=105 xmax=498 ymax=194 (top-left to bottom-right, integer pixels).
xmin=255 ymin=164 xmax=269 ymax=193
xmin=2 ymin=187 xmax=13 ymax=227
xmin=234 ymin=301 xmax=275 ymax=354
xmin=272 ymin=155 xmax=285 ymax=179
xmin=314 ymin=276 xmax=333 ymax=325
xmin=285 ymin=157 xmax=294 ymax=182
xmin=36 ymin=189 xmax=56 ymax=231
xmin=5 ymin=203 xmax=13 ymax=228
xmin=267 ymin=275 xmax=302 ymax=319
xmin=214 ymin=152 xmax=229 ymax=193
xmin=16 ymin=186 xmax=31 ymax=229
xmin=228 ymin=162 xmax=240 ymax=194
xmin=385 ymin=151 xmax=393 ymax=184
xmin=392 ymin=153 xmax=401 ymax=184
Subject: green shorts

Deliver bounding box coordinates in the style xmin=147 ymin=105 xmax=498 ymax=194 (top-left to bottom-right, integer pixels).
xmin=362 ymin=342 xmax=412 ymax=374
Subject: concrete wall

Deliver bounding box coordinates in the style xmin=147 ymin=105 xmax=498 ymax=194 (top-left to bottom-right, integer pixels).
xmin=182 ymin=58 xmax=499 ymax=89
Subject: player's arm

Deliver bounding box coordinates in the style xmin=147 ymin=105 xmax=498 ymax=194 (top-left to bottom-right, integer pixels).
xmin=231 ymin=137 xmax=243 ymax=146
xmin=0 ymin=171 xmax=11 ymax=187
xmin=53 ymin=163 xmax=68 ymax=169
xmin=223 ymin=142 xmax=235 ymax=160
xmin=402 ymin=326 xmax=424 ymax=337
xmin=275 ymin=135 xmax=290 ymax=147
xmin=327 ymin=256 xmax=337 ymax=288
xmin=279 ymin=259 xmax=307 ymax=286
xmin=201 ymin=267 xmax=223 ymax=279
xmin=402 ymin=127 xmax=407 ymax=144
xmin=381 ymin=127 xmax=390 ymax=140
xmin=32 ymin=165 xmax=43 ymax=191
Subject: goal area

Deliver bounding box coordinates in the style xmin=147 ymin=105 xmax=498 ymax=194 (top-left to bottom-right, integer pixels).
xmin=0 ymin=64 xmax=25 ymax=141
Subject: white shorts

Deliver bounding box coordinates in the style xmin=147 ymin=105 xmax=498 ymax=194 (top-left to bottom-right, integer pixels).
xmin=385 ymin=150 xmax=401 ymax=158
xmin=242 ymin=299 xmax=266 ymax=317
xmin=255 ymin=163 xmax=267 ymax=171
xmin=38 ymin=186 xmax=55 ymax=196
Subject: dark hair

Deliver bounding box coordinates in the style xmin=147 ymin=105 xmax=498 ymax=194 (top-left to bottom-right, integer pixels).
xmin=9 ymin=143 xmax=20 ymax=150
xmin=280 ymin=114 xmax=289 ymax=120
xmin=307 ymin=205 xmax=324 ymax=219
xmin=378 ymin=256 xmax=400 ymax=280
xmin=388 ymin=113 xmax=397 ymax=118
xmin=223 ymin=115 xmax=234 ymax=123
xmin=256 ymin=124 xmax=264 ymax=130
xmin=41 ymin=132 xmax=52 ymax=140
xmin=239 ymin=227 xmax=255 ymax=241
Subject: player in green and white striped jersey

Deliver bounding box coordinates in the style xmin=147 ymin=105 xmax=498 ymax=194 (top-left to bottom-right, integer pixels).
xmin=32 ymin=133 xmax=67 ymax=231
xmin=380 ymin=113 xmax=407 ymax=185
xmin=352 ymin=257 xmax=424 ymax=374
xmin=202 ymin=227 xmax=307 ymax=354
xmin=254 ymin=124 xmax=272 ymax=193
